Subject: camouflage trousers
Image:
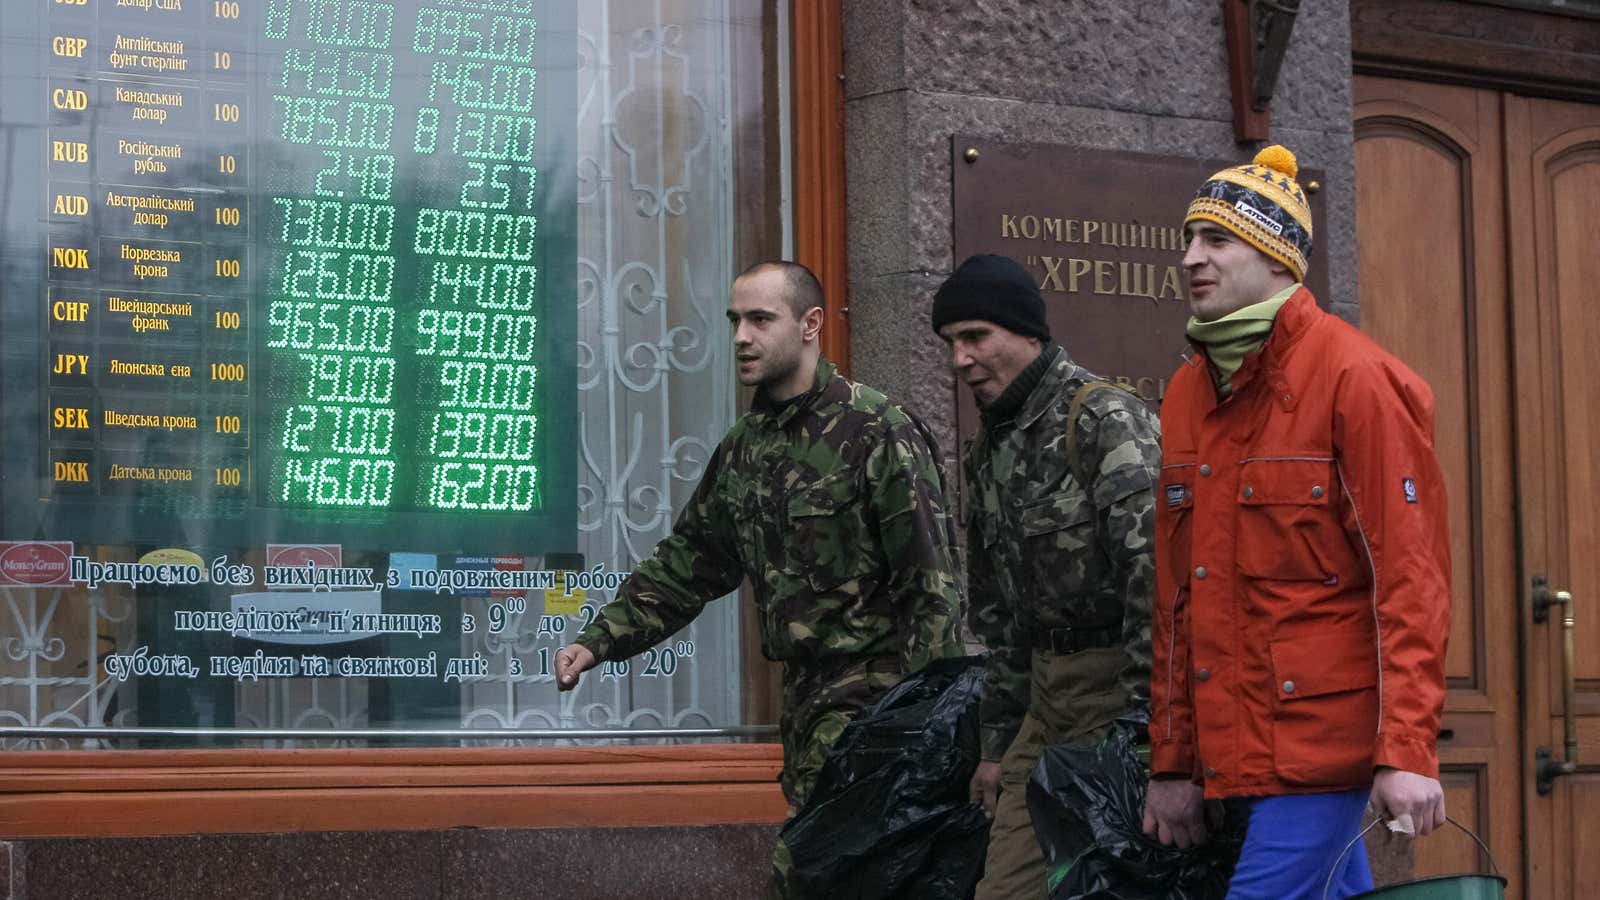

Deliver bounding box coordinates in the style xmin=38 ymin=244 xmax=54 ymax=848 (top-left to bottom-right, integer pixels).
xmin=769 ymin=654 xmax=904 ymax=900
xmin=975 ymin=646 xmax=1132 ymax=900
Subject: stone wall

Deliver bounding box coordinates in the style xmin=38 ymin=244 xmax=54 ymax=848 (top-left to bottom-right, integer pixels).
xmin=837 ymin=1 xmax=1407 ymax=884
xmin=0 ymin=826 xmax=779 ymax=899
xmin=842 ymin=0 xmax=1357 ymax=446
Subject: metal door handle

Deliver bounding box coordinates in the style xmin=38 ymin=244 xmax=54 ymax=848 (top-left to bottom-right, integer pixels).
xmin=1533 ymin=576 xmax=1577 ymax=795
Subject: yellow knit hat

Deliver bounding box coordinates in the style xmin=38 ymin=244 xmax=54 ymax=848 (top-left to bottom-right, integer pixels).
xmin=1185 ymin=145 xmax=1313 ymax=280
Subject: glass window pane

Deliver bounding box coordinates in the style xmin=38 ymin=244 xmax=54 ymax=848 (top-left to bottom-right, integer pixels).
xmin=0 ymin=0 xmax=783 ymax=749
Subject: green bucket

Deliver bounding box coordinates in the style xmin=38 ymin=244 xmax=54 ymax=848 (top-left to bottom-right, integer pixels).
xmin=1347 ymin=873 xmax=1507 ymax=900
xmin=1326 ymin=817 xmax=1506 ymax=900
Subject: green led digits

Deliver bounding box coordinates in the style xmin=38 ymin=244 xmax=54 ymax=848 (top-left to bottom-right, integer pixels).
xmin=414 ymin=107 xmax=440 ymax=153
xmin=284 ymin=404 xmax=396 ymax=455
xmin=428 ymin=463 xmax=539 ymax=511
xmin=267 ymin=0 xmax=395 ymax=49
xmin=313 ymin=151 xmax=394 ymax=201
xmin=424 ymin=260 xmax=538 ymax=309
xmin=429 ymin=411 xmax=536 ymax=459
xmin=282 ymin=47 xmax=395 ymax=99
xmin=273 ymin=198 xmax=394 ymax=249
xmin=436 ymin=360 xmax=536 ymax=409
xmin=434 ymin=0 xmax=537 ymax=16
xmin=427 ymin=62 xmax=537 ymax=112
xmin=280 ymin=250 xmax=395 ymax=300
xmin=266 ymin=5 xmax=400 ymax=510
xmin=411 ymin=2 xmax=543 ymax=513
xmin=413 ymin=209 xmax=536 ymax=259
xmin=275 ymin=390 xmax=398 ymax=505
xmin=414 ymin=8 xmax=537 ymax=63
xmin=300 ymin=352 xmax=395 ymax=403
xmin=275 ymin=95 xmax=395 ymax=149
xmin=415 ymin=309 xmax=537 ymax=359
xmin=459 ymin=162 xmax=537 ymax=210
xmin=268 ymin=301 xmax=396 ymax=352
xmin=262 ymin=1 xmax=546 ymax=514
xmin=281 ymin=456 xmax=397 ymax=506
xmin=452 ymin=111 xmax=536 ymax=161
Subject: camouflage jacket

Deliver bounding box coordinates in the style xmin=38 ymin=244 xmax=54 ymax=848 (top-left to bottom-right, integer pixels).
xmin=965 ymin=345 xmax=1161 ymax=760
xmin=575 ymin=358 xmax=965 ymax=675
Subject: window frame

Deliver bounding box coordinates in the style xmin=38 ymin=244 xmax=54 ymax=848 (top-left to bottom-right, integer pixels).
xmin=0 ymin=0 xmax=846 ymax=838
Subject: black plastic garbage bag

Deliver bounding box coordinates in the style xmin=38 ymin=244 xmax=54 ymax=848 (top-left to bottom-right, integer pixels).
xmin=1027 ymin=717 xmax=1246 ymax=899
xmin=782 ymin=656 xmax=990 ymax=900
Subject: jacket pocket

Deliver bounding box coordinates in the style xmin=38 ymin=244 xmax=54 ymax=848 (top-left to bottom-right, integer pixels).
xmin=1018 ymin=490 xmax=1096 ymax=596
xmin=1236 ymin=457 xmax=1349 ymax=581
xmin=1157 ymin=463 xmax=1196 ymax=581
xmin=718 ymin=469 xmax=767 ymax=574
xmin=1269 ymin=631 xmax=1379 ymax=786
xmin=786 ymin=472 xmax=877 ymax=593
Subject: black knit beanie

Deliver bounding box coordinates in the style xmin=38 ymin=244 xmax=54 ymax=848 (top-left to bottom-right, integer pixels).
xmin=930 ymin=254 xmax=1050 ymax=341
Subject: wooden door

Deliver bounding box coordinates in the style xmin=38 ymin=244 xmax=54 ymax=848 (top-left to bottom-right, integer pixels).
xmin=1353 ymin=76 xmax=1524 ymax=897
xmin=1505 ymin=93 xmax=1600 ymax=900
xmin=1357 ymin=76 xmax=1600 ymax=898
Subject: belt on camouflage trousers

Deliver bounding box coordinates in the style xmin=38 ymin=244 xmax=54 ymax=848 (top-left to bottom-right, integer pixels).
xmin=1031 ymin=624 xmax=1120 ymax=655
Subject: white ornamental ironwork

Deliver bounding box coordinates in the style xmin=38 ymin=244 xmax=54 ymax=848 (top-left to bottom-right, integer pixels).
xmin=457 ymin=0 xmax=744 ymax=742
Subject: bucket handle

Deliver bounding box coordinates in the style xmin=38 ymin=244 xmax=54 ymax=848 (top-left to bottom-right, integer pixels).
xmin=1322 ymin=815 xmax=1499 ymax=900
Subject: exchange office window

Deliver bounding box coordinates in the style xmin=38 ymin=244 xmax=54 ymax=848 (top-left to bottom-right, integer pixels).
xmin=0 ymin=0 xmax=786 ymax=749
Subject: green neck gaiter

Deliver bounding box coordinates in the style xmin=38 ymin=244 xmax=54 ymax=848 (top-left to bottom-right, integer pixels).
xmin=1185 ymin=284 xmax=1299 ymax=397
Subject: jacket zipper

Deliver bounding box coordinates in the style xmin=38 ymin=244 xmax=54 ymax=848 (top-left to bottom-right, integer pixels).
xmin=1336 ymin=459 xmax=1383 ymax=736
xmin=1165 ymin=586 xmax=1181 ymax=739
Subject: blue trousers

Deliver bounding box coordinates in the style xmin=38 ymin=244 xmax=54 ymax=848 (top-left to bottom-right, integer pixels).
xmin=1226 ymin=789 xmax=1375 ymax=900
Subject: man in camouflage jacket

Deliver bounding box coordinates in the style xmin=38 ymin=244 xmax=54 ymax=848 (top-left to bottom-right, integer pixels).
xmin=932 ymin=254 xmax=1161 ymax=900
xmin=556 ymin=261 xmax=965 ymax=896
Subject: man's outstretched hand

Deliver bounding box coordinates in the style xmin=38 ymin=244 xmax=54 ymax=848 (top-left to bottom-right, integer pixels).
xmin=554 ymin=644 xmax=597 ymax=691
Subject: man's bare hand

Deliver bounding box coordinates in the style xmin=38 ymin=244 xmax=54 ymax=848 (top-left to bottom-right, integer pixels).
xmin=1371 ymin=767 xmax=1446 ymax=836
xmin=969 ymin=760 xmax=1002 ymax=818
xmin=554 ymin=644 xmax=597 ymax=691
xmin=1143 ymin=776 xmax=1208 ymax=849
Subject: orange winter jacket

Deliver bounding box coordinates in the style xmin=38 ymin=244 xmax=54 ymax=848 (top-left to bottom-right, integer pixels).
xmin=1150 ymin=288 xmax=1451 ymax=799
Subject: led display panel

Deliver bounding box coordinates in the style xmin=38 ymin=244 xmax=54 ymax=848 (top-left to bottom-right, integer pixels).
xmin=0 ymin=0 xmax=579 ymax=553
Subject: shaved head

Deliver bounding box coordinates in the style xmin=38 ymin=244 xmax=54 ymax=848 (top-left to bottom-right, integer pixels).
xmin=734 ymin=261 xmax=825 ymax=319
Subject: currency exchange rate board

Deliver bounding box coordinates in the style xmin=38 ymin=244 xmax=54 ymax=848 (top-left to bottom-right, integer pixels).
xmin=0 ymin=0 xmax=578 ymax=552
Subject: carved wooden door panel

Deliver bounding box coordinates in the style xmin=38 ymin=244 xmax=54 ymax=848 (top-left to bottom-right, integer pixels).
xmin=1354 ymin=75 xmax=1523 ymax=897
xmin=1504 ymin=92 xmax=1600 ymax=900
xmin=1357 ymin=76 xmax=1600 ymax=900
